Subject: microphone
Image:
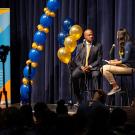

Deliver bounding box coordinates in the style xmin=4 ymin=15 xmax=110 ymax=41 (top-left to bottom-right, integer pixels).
xmin=109 ymin=44 xmax=115 ymax=60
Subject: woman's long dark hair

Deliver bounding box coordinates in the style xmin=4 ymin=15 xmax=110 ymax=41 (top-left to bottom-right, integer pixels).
xmin=117 ymin=28 xmax=132 ymax=57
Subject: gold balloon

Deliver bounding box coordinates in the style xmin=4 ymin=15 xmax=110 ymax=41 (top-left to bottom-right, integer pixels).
xmin=22 ymin=77 xmax=29 ymax=85
xmin=32 ymin=42 xmax=38 ymax=49
xmin=50 ymin=12 xmax=55 ymax=17
xmin=37 ymin=25 xmax=49 ymax=34
xmin=22 ymin=77 xmax=33 ymax=85
xmin=45 ymin=10 xmax=50 ymax=16
xmin=31 ymin=62 xmax=38 ymax=68
xmin=64 ymin=36 xmax=77 ymax=53
xmin=69 ymin=25 xmax=83 ymax=40
xmin=44 ymin=8 xmax=48 ymax=12
xmin=43 ymin=28 xmax=49 ymax=33
xmin=37 ymin=45 xmax=44 ymax=51
xmin=26 ymin=59 xmax=32 ymax=65
xmin=37 ymin=25 xmax=44 ymax=31
xmin=57 ymin=47 xmax=71 ymax=64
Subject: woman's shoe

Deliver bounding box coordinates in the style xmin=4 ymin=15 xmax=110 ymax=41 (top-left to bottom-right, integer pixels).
xmin=107 ymin=86 xmax=121 ymax=96
xmin=74 ymin=101 xmax=80 ymax=107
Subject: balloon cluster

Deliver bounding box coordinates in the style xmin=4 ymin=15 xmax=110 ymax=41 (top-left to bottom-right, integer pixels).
xmin=57 ymin=18 xmax=83 ymax=64
xmin=20 ymin=0 xmax=60 ymax=104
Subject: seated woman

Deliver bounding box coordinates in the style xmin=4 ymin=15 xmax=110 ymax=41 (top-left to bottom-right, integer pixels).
xmin=102 ymin=28 xmax=135 ymax=96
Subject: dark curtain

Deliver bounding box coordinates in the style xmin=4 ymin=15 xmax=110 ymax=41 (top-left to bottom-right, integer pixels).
xmin=0 ymin=0 xmax=135 ymax=104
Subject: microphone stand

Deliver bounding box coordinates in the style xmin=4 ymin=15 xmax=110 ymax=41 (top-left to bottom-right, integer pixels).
xmin=109 ymin=44 xmax=115 ymax=60
xmin=0 ymin=55 xmax=8 ymax=109
xmin=0 ymin=45 xmax=10 ymax=108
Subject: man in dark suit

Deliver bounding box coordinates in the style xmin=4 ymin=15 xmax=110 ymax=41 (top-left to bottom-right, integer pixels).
xmin=71 ymin=29 xmax=102 ymax=104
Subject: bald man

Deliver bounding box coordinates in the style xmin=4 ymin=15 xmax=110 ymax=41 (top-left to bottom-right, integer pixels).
xmin=71 ymin=29 xmax=102 ymax=104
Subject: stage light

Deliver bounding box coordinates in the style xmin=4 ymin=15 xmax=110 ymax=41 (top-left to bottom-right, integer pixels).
xmin=0 ymin=45 xmax=10 ymax=108
xmin=0 ymin=45 xmax=10 ymax=62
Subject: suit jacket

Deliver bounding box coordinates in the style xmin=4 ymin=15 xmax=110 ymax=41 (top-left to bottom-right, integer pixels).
xmin=73 ymin=40 xmax=102 ymax=70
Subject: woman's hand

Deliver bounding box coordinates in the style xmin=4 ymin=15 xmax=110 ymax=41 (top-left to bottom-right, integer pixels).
xmin=108 ymin=59 xmax=122 ymax=65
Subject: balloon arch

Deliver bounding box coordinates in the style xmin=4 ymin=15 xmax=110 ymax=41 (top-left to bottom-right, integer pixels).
xmin=20 ymin=0 xmax=83 ymax=104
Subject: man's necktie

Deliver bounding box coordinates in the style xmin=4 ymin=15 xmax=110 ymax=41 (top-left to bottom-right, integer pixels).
xmin=85 ymin=44 xmax=91 ymax=66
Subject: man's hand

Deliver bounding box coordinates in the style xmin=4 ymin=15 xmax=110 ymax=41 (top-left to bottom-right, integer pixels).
xmin=83 ymin=65 xmax=92 ymax=72
xmin=80 ymin=66 xmax=86 ymax=72
xmin=81 ymin=65 xmax=92 ymax=73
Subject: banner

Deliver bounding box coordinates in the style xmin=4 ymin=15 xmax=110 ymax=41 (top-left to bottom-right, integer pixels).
xmin=0 ymin=8 xmax=10 ymax=104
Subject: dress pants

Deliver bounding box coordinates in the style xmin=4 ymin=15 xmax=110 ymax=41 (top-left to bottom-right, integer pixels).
xmin=72 ymin=67 xmax=100 ymax=102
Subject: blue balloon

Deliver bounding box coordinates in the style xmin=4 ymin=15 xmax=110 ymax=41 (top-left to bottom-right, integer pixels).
xmin=20 ymin=84 xmax=30 ymax=102
xmin=34 ymin=31 xmax=46 ymax=45
xmin=63 ymin=18 xmax=74 ymax=32
xmin=23 ymin=65 xmax=36 ymax=79
xmin=47 ymin=0 xmax=60 ymax=12
xmin=29 ymin=49 xmax=41 ymax=62
xmin=58 ymin=31 xmax=68 ymax=45
xmin=40 ymin=14 xmax=53 ymax=27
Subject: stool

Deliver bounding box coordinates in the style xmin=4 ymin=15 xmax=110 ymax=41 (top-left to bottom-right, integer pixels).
xmin=79 ymin=77 xmax=90 ymax=104
xmin=85 ymin=76 xmax=96 ymax=100
xmin=80 ymin=72 xmax=101 ymax=104
xmin=107 ymin=68 xmax=135 ymax=107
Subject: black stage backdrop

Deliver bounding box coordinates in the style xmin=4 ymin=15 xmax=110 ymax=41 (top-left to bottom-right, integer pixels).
xmin=0 ymin=0 xmax=135 ymax=104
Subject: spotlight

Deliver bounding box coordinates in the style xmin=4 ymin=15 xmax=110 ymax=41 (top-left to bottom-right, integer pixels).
xmin=0 ymin=45 xmax=10 ymax=62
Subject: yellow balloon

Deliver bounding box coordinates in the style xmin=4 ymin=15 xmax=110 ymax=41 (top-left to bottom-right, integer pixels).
xmin=44 ymin=8 xmax=48 ymax=12
xmin=43 ymin=28 xmax=49 ymax=33
xmin=31 ymin=62 xmax=38 ymax=68
xmin=32 ymin=42 xmax=38 ymax=49
xmin=69 ymin=25 xmax=83 ymax=40
xmin=37 ymin=25 xmax=44 ymax=31
xmin=37 ymin=45 xmax=44 ymax=51
xmin=22 ymin=77 xmax=33 ymax=85
xmin=64 ymin=36 xmax=77 ymax=53
xmin=45 ymin=10 xmax=50 ymax=16
xmin=50 ymin=12 xmax=55 ymax=17
xmin=26 ymin=59 xmax=32 ymax=65
xmin=22 ymin=77 xmax=29 ymax=85
xmin=57 ymin=47 xmax=71 ymax=64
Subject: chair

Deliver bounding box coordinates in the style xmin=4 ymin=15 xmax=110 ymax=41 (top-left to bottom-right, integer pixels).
xmin=107 ymin=68 xmax=135 ymax=107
